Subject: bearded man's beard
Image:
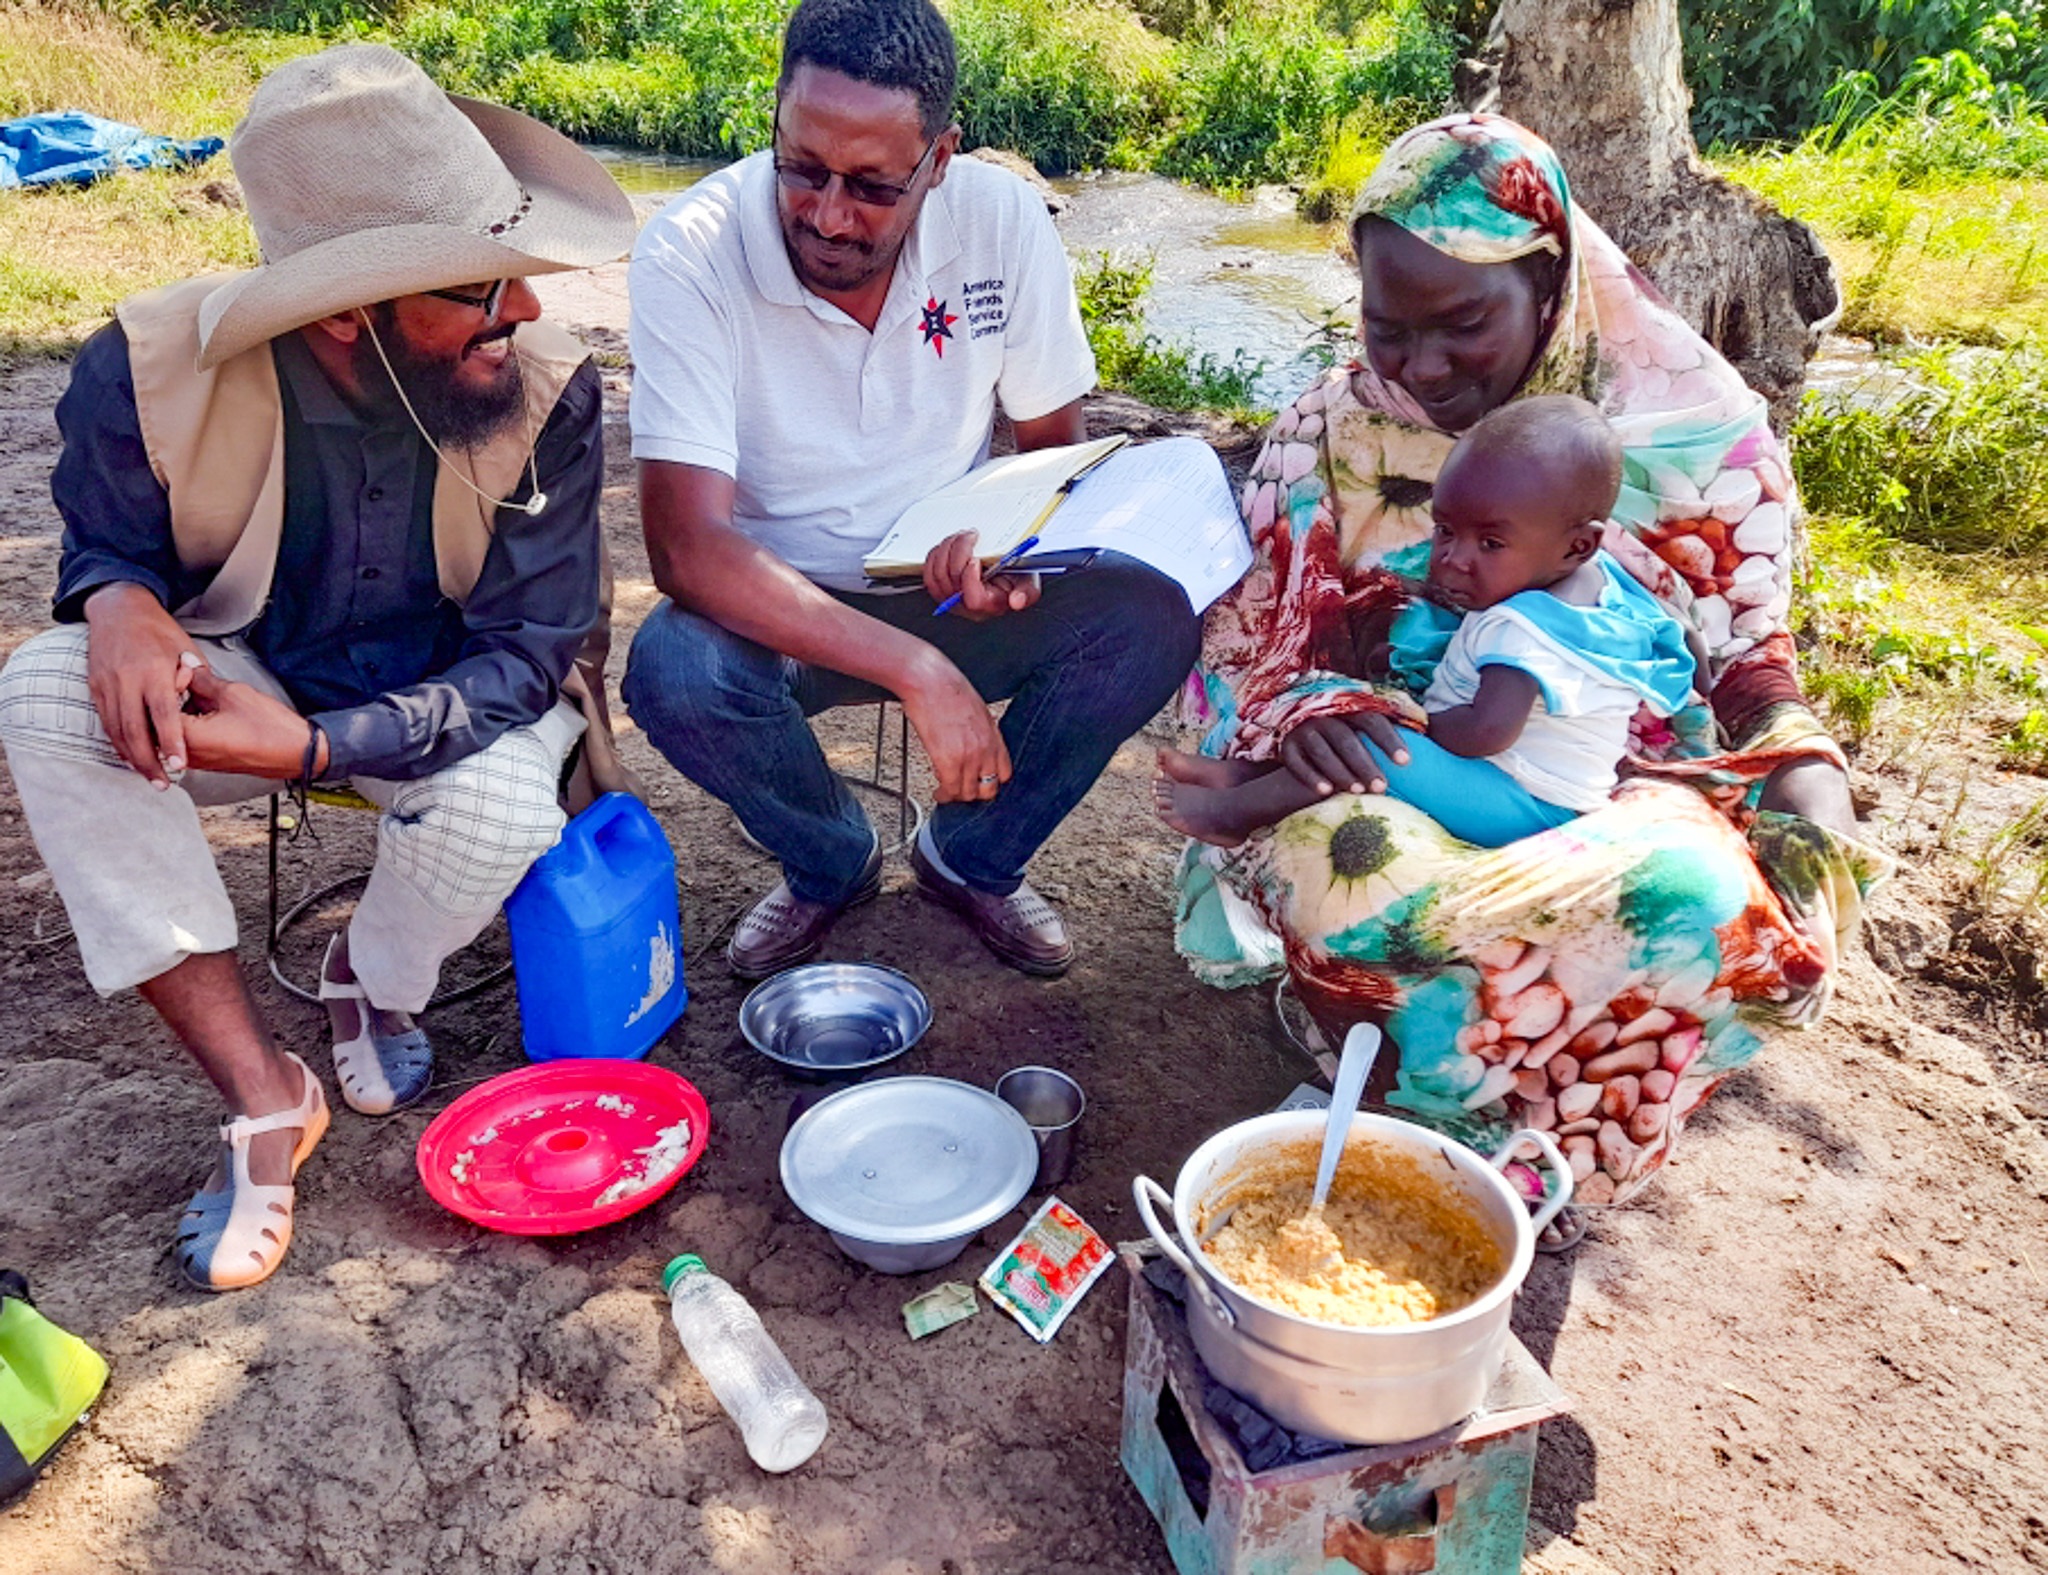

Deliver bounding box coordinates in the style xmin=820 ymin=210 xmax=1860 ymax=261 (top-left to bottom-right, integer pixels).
xmin=355 ymin=303 xmax=527 ymax=448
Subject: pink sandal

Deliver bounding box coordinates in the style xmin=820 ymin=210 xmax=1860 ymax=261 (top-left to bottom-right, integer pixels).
xmin=173 ymin=1053 xmax=330 ymax=1292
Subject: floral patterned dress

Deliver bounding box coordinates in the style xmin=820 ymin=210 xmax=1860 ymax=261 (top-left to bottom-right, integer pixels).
xmin=1177 ymin=116 xmax=1893 ymax=1205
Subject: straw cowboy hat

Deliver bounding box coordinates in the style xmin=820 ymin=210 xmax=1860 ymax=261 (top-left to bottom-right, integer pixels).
xmin=196 ymin=43 xmax=636 ymax=369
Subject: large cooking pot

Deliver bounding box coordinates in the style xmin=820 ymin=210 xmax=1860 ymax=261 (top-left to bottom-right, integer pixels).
xmin=1133 ymin=1111 xmax=1569 ymax=1444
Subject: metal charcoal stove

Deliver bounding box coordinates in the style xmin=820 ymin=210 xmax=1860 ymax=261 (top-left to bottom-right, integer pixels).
xmin=1118 ymin=1243 xmax=1569 ymax=1575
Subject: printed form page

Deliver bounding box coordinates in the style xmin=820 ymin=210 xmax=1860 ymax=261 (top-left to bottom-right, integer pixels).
xmin=1034 ymin=436 xmax=1252 ymax=610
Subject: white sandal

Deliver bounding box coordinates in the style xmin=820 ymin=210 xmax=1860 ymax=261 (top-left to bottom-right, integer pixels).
xmin=173 ymin=1052 xmax=329 ymax=1293
xmin=321 ymin=935 xmax=434 ymax=1115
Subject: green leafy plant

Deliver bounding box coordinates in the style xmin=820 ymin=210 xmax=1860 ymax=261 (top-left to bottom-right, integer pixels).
xmin=1804 ymin=666 xmax=1893 ymax=750
xmin=1680 ymin=0 xmax=2048 ymax=147
xmin=949 ymin=0 xmax=1173 ymax=174
xmin=1296 ymin=94 xmax=1426 ymax=220
xmin=394 ymin=0 xmax=786 ymax=154
xmin=379 ymin=0 xmax=1456 ymax=179
xmin=2001 ymin=707 xmax=2048 ymax=773
xmin=1156 ymin=0 xmax=1452 ymax=190
xmin=1808 ymin=53 xmax=2048 ymax=182
xmin=1793 ymin=344 xmax=2048 ymax=554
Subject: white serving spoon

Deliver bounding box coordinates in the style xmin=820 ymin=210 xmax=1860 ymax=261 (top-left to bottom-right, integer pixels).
xmin=1312 ymin=1021 xmax=1381 ymax=1213
xmin=1197 ymin=1021 xmax=1384 ymax=1254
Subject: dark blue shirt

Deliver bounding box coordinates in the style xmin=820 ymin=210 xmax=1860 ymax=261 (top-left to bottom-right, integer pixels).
xmin=50 ymin=320 xmax=605 ymax=780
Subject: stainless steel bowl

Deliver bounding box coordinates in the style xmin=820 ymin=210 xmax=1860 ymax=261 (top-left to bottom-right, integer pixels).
xmin=740 ymin=963 xmax=932 ymax=1075
xmin=780 ymin=1076 xmax=1039 ymax=1274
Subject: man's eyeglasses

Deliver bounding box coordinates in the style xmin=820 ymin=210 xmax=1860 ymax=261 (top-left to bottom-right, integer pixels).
xmin=771 ymin=116 xmax=943 ymax=209
xmin=426 ymin=278 xmax=510 ymax=324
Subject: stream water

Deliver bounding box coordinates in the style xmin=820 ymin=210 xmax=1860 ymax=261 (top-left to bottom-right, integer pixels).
xmin=585 ymin=145 xmax=1892 ymax=410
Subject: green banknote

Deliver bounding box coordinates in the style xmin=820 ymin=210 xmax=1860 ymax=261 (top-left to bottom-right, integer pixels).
xmin=902 ymin=1281 xmax=979 ymax=1340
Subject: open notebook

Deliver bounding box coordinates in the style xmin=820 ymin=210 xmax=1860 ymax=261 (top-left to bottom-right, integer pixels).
xmin=861 ymin=434 xmax=1251 ymax=611
xmin=860 ymin=435 xmax=1130 ymax=577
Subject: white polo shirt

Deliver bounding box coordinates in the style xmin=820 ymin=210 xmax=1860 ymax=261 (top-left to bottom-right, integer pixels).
xmin=628 ymin=150 xmax=1098 ymax=591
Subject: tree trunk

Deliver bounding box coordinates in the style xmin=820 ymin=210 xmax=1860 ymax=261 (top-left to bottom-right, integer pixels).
xmin=1458 ymin=0 xmax=1840 ymax=431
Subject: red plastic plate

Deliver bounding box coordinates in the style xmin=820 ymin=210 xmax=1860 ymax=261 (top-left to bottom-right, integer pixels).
xmin=416 ymin=1061 xmax=710 ymax=1235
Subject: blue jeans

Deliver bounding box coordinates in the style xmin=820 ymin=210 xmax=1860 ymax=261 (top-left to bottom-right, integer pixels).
xmin=622 ymin=553 xmax=1201 ymax=903
xmin=1359 ymin=730 xmax=1579 ymax=848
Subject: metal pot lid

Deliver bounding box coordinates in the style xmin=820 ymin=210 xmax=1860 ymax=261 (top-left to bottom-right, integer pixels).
xmin=779 ymin=1076 xmax=1038 ymax=1245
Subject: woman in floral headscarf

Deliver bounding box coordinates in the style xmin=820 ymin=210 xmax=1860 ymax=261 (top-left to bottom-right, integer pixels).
xmin=1176 ymin=115 xmax=1892 ymax=1217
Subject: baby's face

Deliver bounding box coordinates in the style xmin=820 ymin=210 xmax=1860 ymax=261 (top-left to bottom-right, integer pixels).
xmin=1425 ymin=443 xmax=1589 ymax=611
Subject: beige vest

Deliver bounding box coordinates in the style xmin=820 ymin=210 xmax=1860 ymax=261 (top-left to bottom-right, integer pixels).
xmin=117 ymin=274 xmax=589 ymax=635
xmin=114 ymin=276 xmax=635 ymax=806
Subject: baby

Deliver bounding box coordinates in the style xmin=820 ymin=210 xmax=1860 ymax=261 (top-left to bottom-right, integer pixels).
xmin=1157 ymin=395 xmax=1698 ymax=850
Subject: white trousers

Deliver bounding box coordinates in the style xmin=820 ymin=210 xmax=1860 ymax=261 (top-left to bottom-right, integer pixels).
xmin=0 ymin=626 xmax=583 ymax=1012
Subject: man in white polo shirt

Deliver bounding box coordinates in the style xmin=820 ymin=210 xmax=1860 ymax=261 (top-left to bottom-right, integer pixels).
xmin=623 ymin=0 xmax=1201 ymax=978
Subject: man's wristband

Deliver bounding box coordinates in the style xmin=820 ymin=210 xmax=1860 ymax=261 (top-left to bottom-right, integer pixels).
xmin=300 ymin=720 xmax=325 ymax=787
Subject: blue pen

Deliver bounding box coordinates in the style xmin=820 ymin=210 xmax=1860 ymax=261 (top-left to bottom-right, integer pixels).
xmin=933 ymin=534 xmax=1040 ymax=617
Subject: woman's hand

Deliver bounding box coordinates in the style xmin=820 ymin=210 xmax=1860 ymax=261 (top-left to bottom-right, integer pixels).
xmin=1278 ymin=714 xmax=1410 ymax=797
xmin=1757 ymin=755 xmax=1857 ymax=838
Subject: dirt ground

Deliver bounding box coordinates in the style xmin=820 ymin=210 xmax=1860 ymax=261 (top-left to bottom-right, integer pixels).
xmin=3 ymin=264 xmax=2047 ymax=1575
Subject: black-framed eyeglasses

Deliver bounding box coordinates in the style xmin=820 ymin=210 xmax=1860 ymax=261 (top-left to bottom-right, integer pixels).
xmin=771 ymin=113 xmax=944 ymax=209
xmin=426 ymin=278 xmax=510 ymax=323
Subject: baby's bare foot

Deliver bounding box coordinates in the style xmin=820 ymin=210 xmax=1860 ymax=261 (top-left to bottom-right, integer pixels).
xmin=1155 ymin=747 xmax=1267 ymax=790
xmin=1153 ymin=775 xmax=1251 ymax=848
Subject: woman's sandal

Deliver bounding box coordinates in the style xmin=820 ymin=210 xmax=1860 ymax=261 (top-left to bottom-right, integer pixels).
xmin=321 ymin=934 xmax=434 ymax=1116
xmin=174 ymin=1052 xmax=330 ymax=1293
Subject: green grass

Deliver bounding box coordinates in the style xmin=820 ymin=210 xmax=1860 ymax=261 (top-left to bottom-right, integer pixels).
xmin=1791 ymin=509 xmax=2048 ymax=762
xmin=1296 ymin=96 xmax=1428 ymax=221
xmin=0 ymin=7 xmax=312 ymax=134
xmin=1793 ymin=345 xmax=2048 ymax=553
xmin=397 ymin=0 xmax=785 ymax=155
xmin=0 ymin=7 xmax=299 ymax=357
xmin=1716 ymin=149 xmax=2048 ymax=346
xmin=1714 ymin=72 xmax=2048 ymax=347
xmin=1787 ymin=324 xmax=2048 ymax=757
xmin=950 ymin=0 xmax=1175 ymax=174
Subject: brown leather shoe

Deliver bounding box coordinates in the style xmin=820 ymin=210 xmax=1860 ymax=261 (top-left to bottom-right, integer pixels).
xmin=911 ymin=840 xmax=1074 ymax=977
xmin=727 ymin=843 xmax=883 ymax=979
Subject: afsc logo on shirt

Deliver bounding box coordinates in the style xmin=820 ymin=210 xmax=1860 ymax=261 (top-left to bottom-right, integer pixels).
xmin=920 ymin=278 xmax=1005 ymax=358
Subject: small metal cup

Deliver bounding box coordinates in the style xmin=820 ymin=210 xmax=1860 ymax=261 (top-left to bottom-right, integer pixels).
xmin=995 ymin=1065 xmax=1085 ymax=1191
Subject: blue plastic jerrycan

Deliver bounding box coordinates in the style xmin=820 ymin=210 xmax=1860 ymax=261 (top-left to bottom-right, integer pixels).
xmin=506 ymin=792 xmax=687 ymax=1061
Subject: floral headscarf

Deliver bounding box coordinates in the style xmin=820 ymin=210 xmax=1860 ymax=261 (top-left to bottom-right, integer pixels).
xmin=1352 ymin=112 xmax=1573 ymax=265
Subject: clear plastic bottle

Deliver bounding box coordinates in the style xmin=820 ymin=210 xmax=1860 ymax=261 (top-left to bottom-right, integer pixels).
xmin=661 ymin=1254 xmax=828 ymax=1472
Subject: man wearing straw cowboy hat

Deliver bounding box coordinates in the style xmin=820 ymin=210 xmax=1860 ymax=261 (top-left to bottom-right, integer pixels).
xmin=0 ymin=44 xmax=636 ymax=1291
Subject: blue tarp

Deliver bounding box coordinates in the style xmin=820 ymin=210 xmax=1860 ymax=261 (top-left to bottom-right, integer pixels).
xmin=0 ymin=111 xmax=223 ymax=191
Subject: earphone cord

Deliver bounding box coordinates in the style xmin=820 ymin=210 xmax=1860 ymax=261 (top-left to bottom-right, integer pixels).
xmin=355 ymin=309 xmax=546 ymax=515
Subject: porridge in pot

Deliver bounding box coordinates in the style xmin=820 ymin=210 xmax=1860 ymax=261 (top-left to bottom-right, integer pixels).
xmin=1198 ymin=1138 xmax=1506 ymax=1327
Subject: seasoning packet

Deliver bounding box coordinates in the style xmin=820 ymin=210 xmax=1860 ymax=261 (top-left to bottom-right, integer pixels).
xmin=978 ymin=1197 xmax=1112 ymax=1344
xmin=902 ymin=1281 xmax=978 ymax=1340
